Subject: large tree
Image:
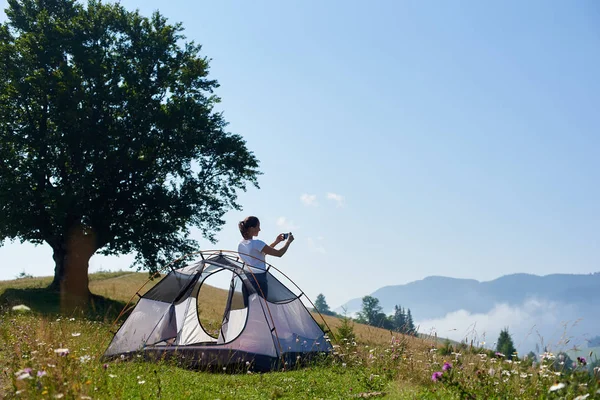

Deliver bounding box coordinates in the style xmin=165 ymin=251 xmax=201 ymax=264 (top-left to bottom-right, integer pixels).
xmin=0 ymin=0 xmax=260 ymax=308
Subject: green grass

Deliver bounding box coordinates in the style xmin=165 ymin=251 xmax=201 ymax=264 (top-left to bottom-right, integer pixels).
xmin=1 ymin=273 xmax=599 ymax=399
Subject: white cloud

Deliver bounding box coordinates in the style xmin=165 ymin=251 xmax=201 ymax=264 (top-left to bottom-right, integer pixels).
xmin=300 ymin=194 xmax=318 ymax=207
xmin=276 ymin=217 xmax=299 ymax=231
xmin=326 ymin=192 xmax=345 ymax=207
xmin=415 ymin=299 xmax=588 ymax=354
xmin=307 ymin=237 xmax=326 ymax=254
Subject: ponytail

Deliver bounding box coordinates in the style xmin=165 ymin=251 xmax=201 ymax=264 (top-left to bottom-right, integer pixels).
xmin=239 ymin=216 xmax=259 ymax=239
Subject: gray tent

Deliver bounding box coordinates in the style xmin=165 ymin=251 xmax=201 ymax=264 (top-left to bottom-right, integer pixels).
xmin=103 ymin=251 xmax=332 ymax=371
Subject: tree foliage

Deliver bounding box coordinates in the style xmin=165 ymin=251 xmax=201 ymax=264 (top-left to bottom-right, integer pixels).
xmin=0 ymin=0 xmax=260 ymax=304
xmin=356 ymin=296 xmax=383 ymax=326
xmin=356 ymin=296 xmax=416 ymax=334
xmin=314 ymin=293 xmax=334 ymax=316
xmin=496 ymin=328 xmax=517 ymax=360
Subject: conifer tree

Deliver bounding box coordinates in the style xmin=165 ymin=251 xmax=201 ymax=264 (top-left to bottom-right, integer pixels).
xmin=496 ymin=328 xmax=517 ymax=360
xmin=406 ymin=309 xmax=416 ymax=335
xmin=314 ymin=293 xmax=333 ymax=315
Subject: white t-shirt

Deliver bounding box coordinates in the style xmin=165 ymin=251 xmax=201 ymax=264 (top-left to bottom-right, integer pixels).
xmin=238 ymin=239 xmax=267 ymax=273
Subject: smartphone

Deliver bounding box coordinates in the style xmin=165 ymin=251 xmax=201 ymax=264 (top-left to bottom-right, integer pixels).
xmin=283 ymin=233 xmax=290 ymax=240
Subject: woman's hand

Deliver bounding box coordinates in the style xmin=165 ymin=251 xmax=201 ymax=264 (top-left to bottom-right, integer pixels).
xmin=276 ymin=233 xmax=286 ymax=243
xmin=287 ymin=233 xmax=294 ymax=243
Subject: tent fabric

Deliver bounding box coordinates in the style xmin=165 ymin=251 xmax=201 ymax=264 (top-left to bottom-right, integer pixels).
xmin=103 ymin=253 xmax=332 ymax=371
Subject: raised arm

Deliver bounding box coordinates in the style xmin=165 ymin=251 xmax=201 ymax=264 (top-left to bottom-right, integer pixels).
xmin=263 ymin=234 xmax=295 ymax=258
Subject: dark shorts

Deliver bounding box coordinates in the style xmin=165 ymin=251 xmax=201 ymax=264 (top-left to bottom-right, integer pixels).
xmin=248 ymin=272 xmax=269 ymax=299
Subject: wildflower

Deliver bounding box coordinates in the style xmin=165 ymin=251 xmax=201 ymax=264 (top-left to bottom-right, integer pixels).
xmin=16 ymin=372 xmax=31 ymax=380
xmin=442 ymin=362 xmax=452 ymax=372
xmin=138 ymin=380 xmax=146 ymax=384
xmin=15 ymin=368 xmax=32 ymax=376
xmin=12 ymin=304 xmax=31 ymax=312
xmin=54 ymin=348 xmax=69 ymax=356
xmin=71 ymin=332 xmax=81 ymax=337
xmin=577 ymin=356 xmax=587 ymax=366
xmin=37 ymin=370 xmax=47 ymax=377
xmin=548 ymin=382 xmax=566 ymax=392
xmin=103 ymin=364 xmax=109 ymax=370
xmin=69 ymin=318 xmax=75 ymax=321
xmin=342 ymin=363 xmax=347 ymax=368
xmin=573 ymin=395 xmax=589 ymax=400
xmin=108 ymin=374 xmax=117 ymax=378
xmin=495 ymin=352 xmax=505 ymax=357
xmin=54 ymin=394 xmax=64 ymax=399
xmin=79 ymin=355 xmax=91 ymax=363
xmin=431 ymin=371 xmax=443 ymax=382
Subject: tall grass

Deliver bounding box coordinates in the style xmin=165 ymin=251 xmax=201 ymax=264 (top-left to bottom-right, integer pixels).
xmin=1 ymin=273 xmax=599 ymax=399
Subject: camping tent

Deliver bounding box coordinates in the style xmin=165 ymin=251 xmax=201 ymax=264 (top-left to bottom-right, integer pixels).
xmin=103 ymin=251 xmax=332 ymax=371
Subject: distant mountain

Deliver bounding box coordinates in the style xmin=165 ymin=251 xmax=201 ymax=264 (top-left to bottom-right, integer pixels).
xmin=338 ymin=272 xmax=600 ymax=318
xmin=337 ymin=272 xmax=600 ymax=353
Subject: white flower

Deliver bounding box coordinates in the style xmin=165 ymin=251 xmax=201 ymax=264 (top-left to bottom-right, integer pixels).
xmin=549 ymin=382 xmax=566 ymax=392
xmin=108 ymin=374 xmax=117 ymax=378
xmin=12 ymin=304 xmax=31 ymax=312
xmin=342 ymin=363 xmax=347 ymax=367
xmin=54 ymin=348 xmax=69 ymax=356
xmin=54 ymin=394 xmax=64 ymax=399
xmin=138 ymin=380 xmax=145 ymax=385
xmin=16 ymin=372 xmax=31 ymax=380
xmin=71 ymin=333 xmax=81 ymax=337
xmin=69 ymin=318 xmax=75 ymax=321
xmin=573 ymin=394 xmax=589 ymax=400
xmin=79 ymin=355 xmax=91 ymax=363
xmin=520 ymin=373 xmax=528 ymax=378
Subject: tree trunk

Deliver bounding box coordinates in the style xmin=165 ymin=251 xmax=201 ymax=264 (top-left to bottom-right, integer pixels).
xmin=48 ymin=247 xmax=66 ymax=291
xmin=47 ymin=226 xmax=97 ymax=313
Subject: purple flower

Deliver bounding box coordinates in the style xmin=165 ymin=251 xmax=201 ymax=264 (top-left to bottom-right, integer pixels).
xmin=442 ymin=362 xmax=452 ymax=371
xmin=103 ymin=364 xmax=109 ymax=370
xmin=577 ymin=356 xmax=587 ymax=366
xmin=37 ymin=370 xmax=47 ymax=377
xmin=431 ymin=371 xmax=443 ymax=382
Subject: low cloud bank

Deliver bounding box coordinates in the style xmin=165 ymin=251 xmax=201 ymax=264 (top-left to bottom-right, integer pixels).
xmin=415 ymin=298 xmax=594 ymax=354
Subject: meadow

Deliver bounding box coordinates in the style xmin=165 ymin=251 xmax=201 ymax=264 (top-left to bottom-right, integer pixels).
xmin=1 ymin=272 xmax=599 ymax=399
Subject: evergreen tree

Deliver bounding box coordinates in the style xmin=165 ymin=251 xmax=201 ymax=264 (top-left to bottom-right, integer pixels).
xmin=392 ymin=305 xmax=406 ymax=332
xmin=314 ymin=293 xmax=333 ymax=315
xmin=496 ymin=328 xmax=517 ymax=360
xmin=406 ymin=309 xmax=416 ymax=335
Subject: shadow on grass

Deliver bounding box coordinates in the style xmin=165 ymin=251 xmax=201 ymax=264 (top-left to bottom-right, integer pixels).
xmin=0 ymin=287 xmax=127 ymax=322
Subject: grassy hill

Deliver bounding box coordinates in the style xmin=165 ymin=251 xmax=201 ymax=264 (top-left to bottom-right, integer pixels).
xmin=1 ymin=272 xmax=598 ymax=399
xmin=0 ymin=272 xmax=426 ymax=347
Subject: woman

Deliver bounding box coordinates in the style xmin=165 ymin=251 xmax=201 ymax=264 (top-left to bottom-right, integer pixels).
xmin=238 ymin=216 xmax=294 ymax=298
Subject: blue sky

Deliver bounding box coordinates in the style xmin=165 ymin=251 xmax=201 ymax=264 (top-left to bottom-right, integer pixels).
xmin=0 ymin=0 xmax=599 ymax=309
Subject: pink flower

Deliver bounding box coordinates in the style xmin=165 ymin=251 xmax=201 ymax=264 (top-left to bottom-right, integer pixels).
xmin=432 ymin=371 xmax=443 ymax=382
xmin=442 ymin=362 xmax=452 ymax=371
